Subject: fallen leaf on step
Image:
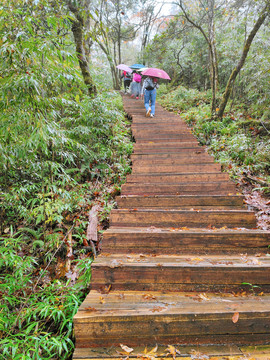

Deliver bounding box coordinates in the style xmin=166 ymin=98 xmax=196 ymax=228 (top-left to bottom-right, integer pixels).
xmin=198 ymin=293 xmax=210 ymax=301
xmin=120 ymin=344 xmax=134 ymax=354
xmin=99 ymin=284 xmax=111 ymax=294
xmin=191 ymin=257 xmax=204 ymax=263
xmin=165 ymin=345 xmax=181 ymax=359
xmin=137 ymin=345 xmax=159 ymax=360
xmin=232 ymin=312 xmax=239 ymax=323
xmin=151 ymin=306 xmax=167 ymax=312
xmin=99 ymin=296 xmax=105 ymax=304
xmin=84 ymin=307 xmax=97 ymax=312
xmin=142 ymin=293 xmax=157 ymax=300
xmin=145 ymin=345 xmax=158 ymax=355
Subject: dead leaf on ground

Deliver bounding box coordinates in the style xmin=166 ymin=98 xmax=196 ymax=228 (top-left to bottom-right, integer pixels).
xmin=142 ymin=294 xmax=157 ymax=300
xmin=120 ymin=344 xmax=134 ymax=354
xmin=151 ymin=306 xmax=167 ymax=312
xmin=189 ymin=349 xmax=209 ymax=359
xmin=99 ymin=284 xmax=111 ymax=294
xmin=191 ymin=257 xmax=204 ymax=263
xmin=198 ymin=293 xmax=210 ymax=301
xmin=84 ymin=307 xmax=97 ymax=312
xmin=232 ymin=312 xmax=239 ymax=323
xmin=164 ymin=345 xmax=181 ymax=359
xmin=99 ymin=296 xmax=105 ymax=304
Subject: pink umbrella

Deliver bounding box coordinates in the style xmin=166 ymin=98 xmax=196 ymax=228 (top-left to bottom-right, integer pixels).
xmin=116 ymin=64 xmax=132 ymax=73
xmin=141 ymin=67 xmax=171 ymax=80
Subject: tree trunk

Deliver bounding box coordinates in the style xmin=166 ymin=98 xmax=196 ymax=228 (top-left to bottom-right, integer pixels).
xmin=68 ymin=3 xmax=97 ymax=97
xmin=216 ymin=3 xmax=270 ymax=119
xmin=178 ymin=0 xmax=218 ymax=117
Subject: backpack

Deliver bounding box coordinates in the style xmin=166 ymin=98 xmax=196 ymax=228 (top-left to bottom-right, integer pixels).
xmin=125 ymin=72 xmax=132 ymax=79
xmin=133 ymin=73 xmax=142 ymax=83
xmin=144 ymin=77 xmax=155 ymax=90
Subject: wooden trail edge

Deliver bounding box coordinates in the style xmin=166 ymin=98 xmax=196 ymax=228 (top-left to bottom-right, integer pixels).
xmin=73 ymin=96 xmax=270 ymax=359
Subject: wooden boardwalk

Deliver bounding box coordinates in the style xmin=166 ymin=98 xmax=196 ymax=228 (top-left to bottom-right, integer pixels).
xmin=73 ymin=96 xmax=270 ymax=359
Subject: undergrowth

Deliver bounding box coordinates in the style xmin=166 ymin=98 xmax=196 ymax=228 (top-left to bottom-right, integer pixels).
xmin=0 ymin=91 xmax=133 ymax=359
xmin=158 ymin=85 xmax=270 ymax=193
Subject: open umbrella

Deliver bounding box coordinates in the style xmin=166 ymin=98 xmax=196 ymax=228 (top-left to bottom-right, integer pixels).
xmin=137 ymin=67 xmax=149 ymax=72
xmin=141 ymin=67 xmax=171 ymax=80
xmin=130 ymin=64 xmax=146 ymax=69
xmin=116 ymin=64 xmax=132 ymax=72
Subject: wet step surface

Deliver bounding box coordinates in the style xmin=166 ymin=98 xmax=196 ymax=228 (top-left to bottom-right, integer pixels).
xmin=74 ymin=290 xmax=270 ymax=347
xmin=73 ymin=95 xmax=270 ymax=357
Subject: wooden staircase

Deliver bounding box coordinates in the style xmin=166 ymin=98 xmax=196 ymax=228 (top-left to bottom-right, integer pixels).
xmin=73 ymin=97 xmax=270 ymax=358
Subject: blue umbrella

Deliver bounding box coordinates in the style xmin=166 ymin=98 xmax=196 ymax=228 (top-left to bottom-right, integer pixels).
xmin=130 ymin=64 xmax=146 ymax=69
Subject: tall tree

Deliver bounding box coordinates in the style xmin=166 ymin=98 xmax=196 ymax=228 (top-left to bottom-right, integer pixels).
xmin=216 ymin=0 xmax=270 ymax=118
xmin=136 ymin=0 xmax=165 ymax=64
xmin=66 ymin=0 xmax=97 ymax=96
xmin=90 ymin=0 xmax=136 ymax=89
xmin=176 ymin=0 xmax=221 ymax=115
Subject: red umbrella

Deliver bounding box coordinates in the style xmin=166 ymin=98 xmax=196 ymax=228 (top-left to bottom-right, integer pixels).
xmin=141 ymin=67 xmax=171 ymax=80
xmin=116 ymin=64 xmax=132 ymax=73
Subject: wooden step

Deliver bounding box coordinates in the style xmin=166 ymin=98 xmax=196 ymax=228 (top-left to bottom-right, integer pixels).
xmin=131 ymin=151 xmax=212 ymax=159
xmin=91 ymin=254 xmax=270 ymax=292
xmin=109 ymin=209 xmax=257 ymax=228
xmin=131 ymin=163 xmax=221 ymax=174
xmin=131 ymin=150 xmax=209 ymax=159
xmin=133 ymin=147 xmax=204 ymax=154
xmin=132 ymin=129 xmax=193 ymax=136
xmin=131 ymin=123 xmax=190 ymax=130
xmin=73 ymin=290 xmax=270 ymax=347
xmin=116 ymin=194 xmax=244 ymax=208
xmin=133 ymin=139 xmax=199 ymax=145
xmin=121 ymin=182 xmax=236 ymax=195
xmin=73 ymin=344 xmax=270 ymax=359
xmin=102 ymin=228 xmax=270 ymax=254
xmin=126 ymin=173 xmax=230 ymax=184
xmin=131 ymin=155 xmax=215 ymax=166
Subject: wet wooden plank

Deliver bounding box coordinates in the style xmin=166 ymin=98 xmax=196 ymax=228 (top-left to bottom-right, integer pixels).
xmin=73 ymin=290 xmax=270 ymax=347
xmin=131 ymin=163 xmax=221 ymax=174
xmin=72 ymin=344 xmax=243 ymax=359
xmin=102 ymin=228 xmax=270 ymax=254
xmin=109 ymin=209 xmax=257 ymax=228
xmin=91 ymin=254 xmax=270 ymax=291
xmin=116 ymin=194 xmax=243 ymax=208
xmin=121 ymin=182 xmax=236 ymax=196
xmin=131 ymin=156 xmax=215 ymax=166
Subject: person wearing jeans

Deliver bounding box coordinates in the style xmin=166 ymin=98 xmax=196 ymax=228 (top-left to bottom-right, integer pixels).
xmin=141 ymin=77 xmax=159 ymax=117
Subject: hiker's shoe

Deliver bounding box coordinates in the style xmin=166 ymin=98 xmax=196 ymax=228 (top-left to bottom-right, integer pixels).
xmin=131 ymin=94 xmax=135 ymax=98
xmin=146 ymin=108 xmax=151 ymax=117
xmin=136 ymin=96 xmax=139 ymax=99
xmin=150 ymin=114 xmax=154 ymax=117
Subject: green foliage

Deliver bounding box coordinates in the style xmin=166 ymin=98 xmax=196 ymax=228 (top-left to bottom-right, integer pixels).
xmin=146 ymin=1 xmax=270 ymax=116
xmin=0 ymin=232 xmax=92 ymax=359
xmin=158 ymin=85 xmax=270 ymax=192
xmin=0 ymin=1 xmax=133 ymax=358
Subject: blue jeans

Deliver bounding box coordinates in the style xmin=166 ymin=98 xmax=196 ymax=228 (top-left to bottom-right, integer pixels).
xmin=144 ymin=88 xmax=156 ymax=115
